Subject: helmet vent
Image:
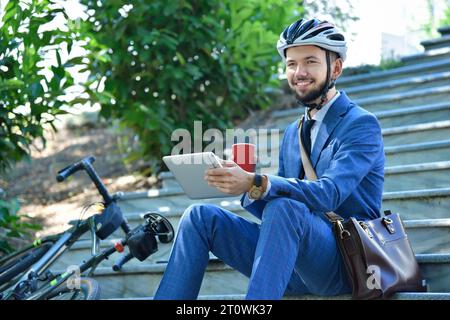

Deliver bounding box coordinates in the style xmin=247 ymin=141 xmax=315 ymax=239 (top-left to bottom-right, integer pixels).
xmin=303 ymin=26 xmax=334 ymax=40
xmin=327 ymin=34 xmax=345 ymax=41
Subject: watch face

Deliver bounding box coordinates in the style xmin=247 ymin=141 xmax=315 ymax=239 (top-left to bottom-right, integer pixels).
xmin=250 ymin=187 xmax=263 ymax=199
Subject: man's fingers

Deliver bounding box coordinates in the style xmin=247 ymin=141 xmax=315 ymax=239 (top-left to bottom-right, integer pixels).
xmin=206 ymin=176 xmax=226 ymax=183
xmin=208 ymin=181 xmax=228 ymax=188
xmin=215 ymin=186 xmax=236 ymax=195
xmin=207 ymin=179 xmax=230 ymax=191
xmin=222 ymin=160 xmax=237 ymax=167
xmin=205 ymin=167 xmax=233 ymax=176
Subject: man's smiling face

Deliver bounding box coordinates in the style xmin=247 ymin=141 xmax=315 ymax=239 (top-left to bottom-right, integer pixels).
xmin=285 ymin=45 xmax=329 ymax=104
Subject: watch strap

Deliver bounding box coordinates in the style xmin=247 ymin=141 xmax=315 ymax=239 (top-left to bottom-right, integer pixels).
xmin=253 ymin=173 xmax=262 ymax=187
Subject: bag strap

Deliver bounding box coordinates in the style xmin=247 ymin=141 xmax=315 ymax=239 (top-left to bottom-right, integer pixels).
xmin=297 ymin=115 xmax=344 ymax=223
xmin=297 ymin=115 xmax=319 ymax=181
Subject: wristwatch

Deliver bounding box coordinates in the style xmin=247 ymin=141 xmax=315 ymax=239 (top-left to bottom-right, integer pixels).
xmin=248 ymin=173 xmax=264 ymax=200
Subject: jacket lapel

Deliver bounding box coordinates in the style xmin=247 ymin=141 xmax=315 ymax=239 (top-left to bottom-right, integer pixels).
xmin=310 ymin=92 xmax=351 ymax=168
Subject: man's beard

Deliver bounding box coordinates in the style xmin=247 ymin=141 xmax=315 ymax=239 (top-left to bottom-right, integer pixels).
xmin=291 ymin=78 xmax=327 ymax=104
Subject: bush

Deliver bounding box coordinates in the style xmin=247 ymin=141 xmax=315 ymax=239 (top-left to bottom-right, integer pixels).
xmin=0 ymin=0 xmax=77 ymax=173
xmin=77 ymin=0 xmax=300 ymax=173
xmin=0 ymin=191 xmax=41 ymax=255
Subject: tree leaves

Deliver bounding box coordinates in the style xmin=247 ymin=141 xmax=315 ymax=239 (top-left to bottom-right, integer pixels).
xmin=0 ymin=0 xmax=79 ymax=173
xmin=0 ymin=197 xmax=42 ymax=255
xmin=76 ymin=0 xmax=300 ymax=173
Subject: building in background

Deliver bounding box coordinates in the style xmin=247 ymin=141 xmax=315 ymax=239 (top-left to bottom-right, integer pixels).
xmin=344 ymin=0 xmax=448 ymax=66
xmin=381 ymin=32 xmax=423 ymax=61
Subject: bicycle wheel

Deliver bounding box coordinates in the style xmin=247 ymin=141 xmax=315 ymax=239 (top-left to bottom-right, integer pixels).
xmin=45 ymin=277 xmax=101 ymax=300
xmin=0 ymin=242 xmax=53 ymax=288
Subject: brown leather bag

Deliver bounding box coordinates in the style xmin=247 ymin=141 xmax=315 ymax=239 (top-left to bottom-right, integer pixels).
xmin=297 ymin=117 xmax=427 ymax=299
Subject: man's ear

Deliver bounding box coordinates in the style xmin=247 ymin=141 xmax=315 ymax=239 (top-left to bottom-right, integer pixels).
xmin=332 ymin=58 xmax=343 ymax=79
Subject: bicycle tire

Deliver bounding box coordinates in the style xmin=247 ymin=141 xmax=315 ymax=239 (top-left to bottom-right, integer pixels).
xmin=0 ymin=242 xmax=53 ymax=288
xmin=45 ymin=277 xmax=101 ymax=300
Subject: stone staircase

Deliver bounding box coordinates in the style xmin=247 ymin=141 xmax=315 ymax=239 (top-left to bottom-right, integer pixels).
xmin=55 ymin=27 xmax=450 ymax=300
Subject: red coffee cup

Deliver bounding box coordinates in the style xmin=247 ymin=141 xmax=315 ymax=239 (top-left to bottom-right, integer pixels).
xmin=232 ymin=143 xmax=256 ymax=172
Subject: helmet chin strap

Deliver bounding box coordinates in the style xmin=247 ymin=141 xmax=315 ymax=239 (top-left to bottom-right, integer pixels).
xmin=297 ymin=50 xmax=334 ymax=112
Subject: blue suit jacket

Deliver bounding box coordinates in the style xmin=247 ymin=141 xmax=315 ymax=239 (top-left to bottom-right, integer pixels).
xmin=242 ymin=91 xmax=385 ymax=222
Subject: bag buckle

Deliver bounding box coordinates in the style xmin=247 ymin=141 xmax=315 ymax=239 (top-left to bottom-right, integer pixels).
xmin=359 ymin=221 xmax=374 ymax=239
xmin=337 ymin=220 xmax=350 ymax=239
xmin=382 ymin=217 xmax=395 ymax=234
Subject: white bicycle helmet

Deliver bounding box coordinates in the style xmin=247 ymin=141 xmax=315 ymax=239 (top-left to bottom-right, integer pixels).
xmin=277 ymin=18 xmax=347 ymax=62
xmin=277 ymin=18 xmax=347 ymax=110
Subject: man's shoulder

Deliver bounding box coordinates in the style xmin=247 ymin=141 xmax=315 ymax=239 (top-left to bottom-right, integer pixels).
xmin=342 ymin=96 xmax=379 ymax=124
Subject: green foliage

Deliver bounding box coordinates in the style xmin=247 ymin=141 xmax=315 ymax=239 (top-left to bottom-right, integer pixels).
xmin=0 ymin=192 xmax=41 ymax=255
xmin=379 ymin=58 xmax=405 ymax=70
xmin=0 ymin=0 xmax=357 ymax=176
xmin=422 ymin=0 xmax=450 ymax=37
xmin=440 ymin=4 xmax=450 ymax=27
xmin=77 ymin=0 xmax=300 ymax=172
xmin=301 ymin=0 xmax=359 ymax=32
xmin=0 ymin=0 xmax=76 ymax=172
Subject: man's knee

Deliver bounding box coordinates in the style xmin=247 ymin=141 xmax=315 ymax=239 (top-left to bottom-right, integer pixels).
xmin=262 ymin=198 xmax=312 ymax=231
xmin=180 ymin=203 xmax=222 ymax=228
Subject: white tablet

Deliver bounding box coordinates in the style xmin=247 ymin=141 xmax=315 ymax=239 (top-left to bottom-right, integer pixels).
xmin=162 ymin=152 xmax=234 ymax=199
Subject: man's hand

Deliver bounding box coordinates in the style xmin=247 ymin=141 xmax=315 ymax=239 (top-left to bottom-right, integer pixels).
xmin=204 ymin=159 xmax=254 ymax=195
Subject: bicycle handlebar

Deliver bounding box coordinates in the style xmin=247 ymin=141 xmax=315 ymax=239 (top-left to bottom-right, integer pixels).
xmin=56 ymin=156 xmax=95 ymax=182
xmin=56 ymin=156 xmax=113 ymax=204
xmin=112 ymin=252 xmax=134 ymax=271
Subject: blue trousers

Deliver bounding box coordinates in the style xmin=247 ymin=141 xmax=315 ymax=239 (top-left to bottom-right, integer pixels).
xmin=154 ymin=198 xmax=351 ymax=300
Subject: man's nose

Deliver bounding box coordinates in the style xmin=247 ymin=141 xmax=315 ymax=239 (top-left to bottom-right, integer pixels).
xmin=293 ymin=65 xmax=308 ymax=78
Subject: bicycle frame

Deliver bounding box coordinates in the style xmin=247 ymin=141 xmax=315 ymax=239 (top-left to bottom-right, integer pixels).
xmin=1 ymin=214 xmax=131 ymax=300
xmin=1 ymin=218 xmax=87 ymax=298
xmin=1 ymin=156 xmax=132 ymax=300
xmin=26 ymin=236 xmax=123 ymax=300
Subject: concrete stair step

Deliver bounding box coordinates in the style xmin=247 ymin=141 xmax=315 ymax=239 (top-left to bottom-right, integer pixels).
xmin=84 ymin=253 xmax=450 ymax=299
xmin=200 ymin=292 xmax=450 ymax=300
xmin=439 ymin=26 xmax=450 ymax=37
xmin=57 ymin=208 xmax=257 ymax=269
xmin=55 ymin=216 xmax=450 ymax=272
xmin=251 ymin=120 xmax=450 ymax=156
xmin=346 ymin=71 xmax=450 ymax=99
xmin=72 ymin=194 xmax=244 ymax=243
xmin=385 ymin=140 xmax=450 ymax=166
xmin=92 ymin=261 xmax=249 ymax=299
xmin=375 ymin=102 xmax=450 ymax=128
xmin=421 ymin=35 xmax=450 ymax=51
xmin=405 ymin=219 xmax=450 ymax=254
xmin=114 ymin=292 xmax=450 ymax=300
xmin=382 ymin=188 xmax=450 ymax=219
xmin=382 ymin=120 xmax=450 ymax=146
xmin=117 ymin=190 xmax=241 ymax=222
xmin=384 ymin=161 xmax=450 ymax=192
xmin=58 ymin=167 xmax=450 ymax=266
xmin=353 ymin=85 xmax=450 ymax=111
xmin=336 ymin=58 xmax=450 ymax=88
xmin=114 ymin=185 xmax=450 ymax=220
xmin=401 ymin=47 xmax=450 ymax=66
xmin=267 ymin=101 xmax=450 ymax=132
xmin=259 ymin=161 xmax=450 ymax=192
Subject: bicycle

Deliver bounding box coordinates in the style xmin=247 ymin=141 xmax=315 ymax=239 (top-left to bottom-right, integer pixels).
xmin=0 ymin=156 xmax=174 ymax=300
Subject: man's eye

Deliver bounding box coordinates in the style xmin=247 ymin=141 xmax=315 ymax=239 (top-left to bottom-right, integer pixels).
xmin=306 ymin=60 xmax=316 ymax=64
